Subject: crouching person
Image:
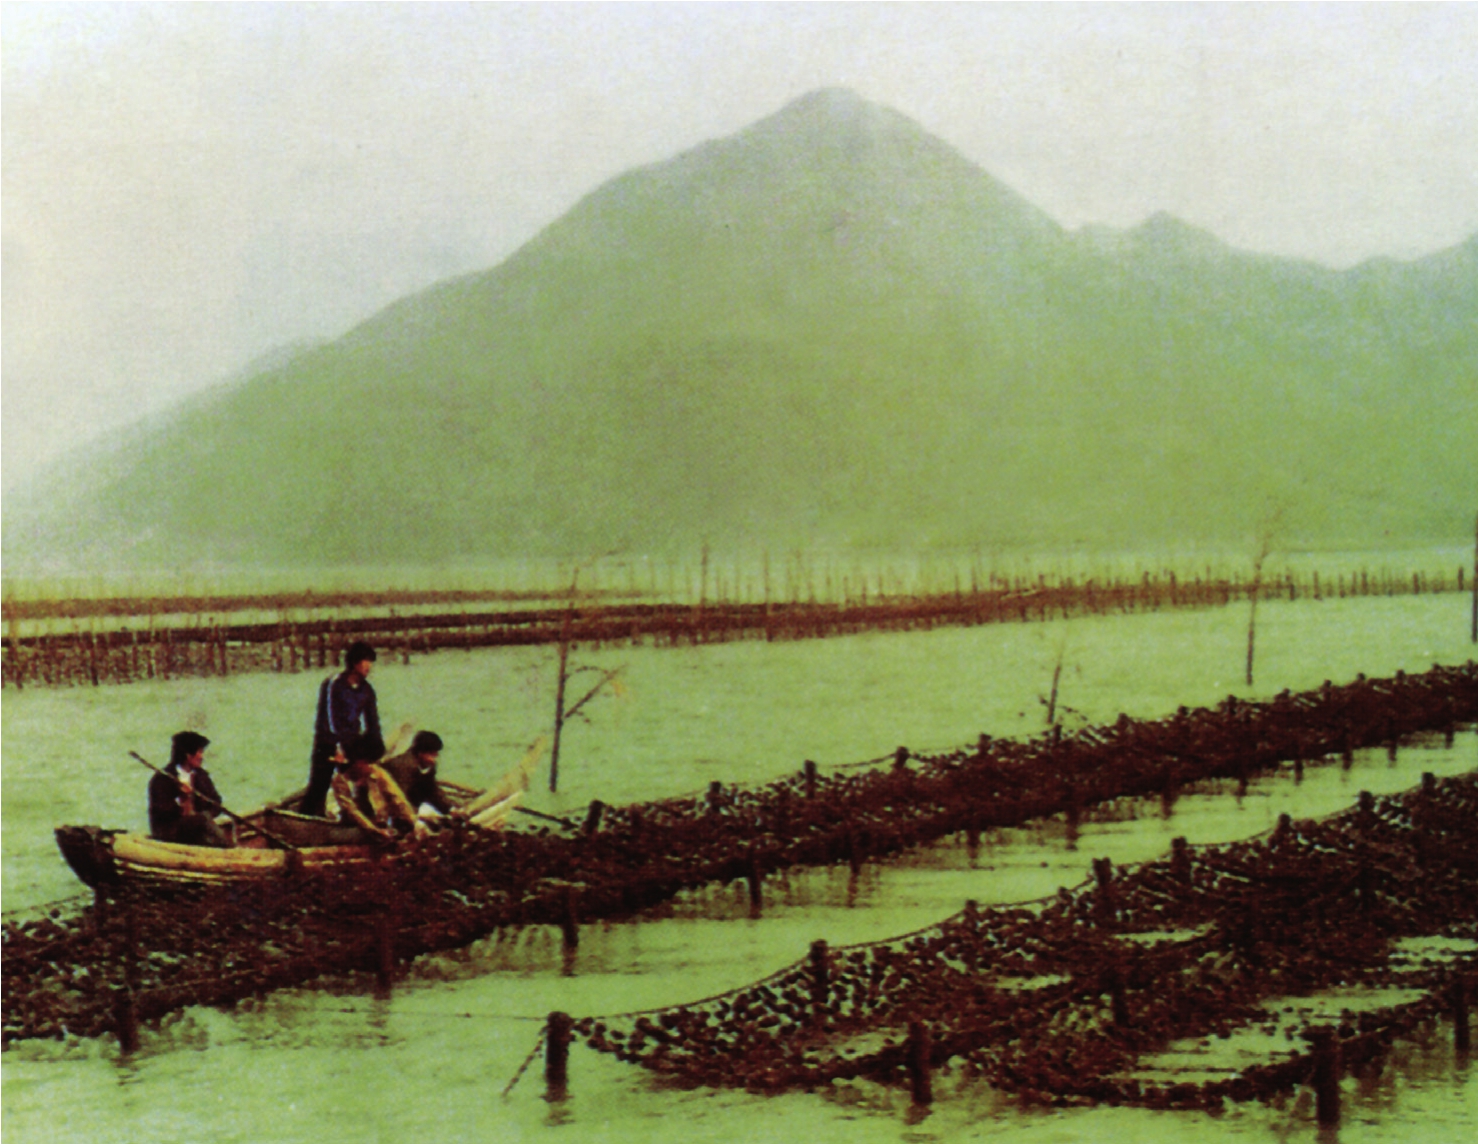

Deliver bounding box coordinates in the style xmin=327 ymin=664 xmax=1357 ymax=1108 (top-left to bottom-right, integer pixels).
xmin=149 ymin=731 xmax=233 ymax=847
xmin=382 ymin=730 xmax=454 ymax=819
xmin=332 ymin=734 xmax=429 ymax=842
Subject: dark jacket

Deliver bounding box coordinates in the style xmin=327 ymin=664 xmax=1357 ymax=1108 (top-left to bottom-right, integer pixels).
xmin=381 ymin=749 xmax=452 ymax=815
xmin=312 ymin=673 xmax=381 ymax=754
xmin=148 ymin=762 xmax=224 ymax=841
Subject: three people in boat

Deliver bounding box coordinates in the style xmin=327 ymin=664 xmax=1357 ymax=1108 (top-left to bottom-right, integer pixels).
xmin=145 ymin=643 xmax=474 ymax=845
xmin=303 ymin=641 xmax=382 ymax=818
xmin=331 ymin=733 xmax=430 ymax=842
xmin=148 ymin=731 xmax=234 ymax=847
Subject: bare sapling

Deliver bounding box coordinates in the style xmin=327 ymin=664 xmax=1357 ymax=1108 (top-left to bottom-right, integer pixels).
xmin=1245 ymin=509 xmax=1283 ymax=687
xmin=549 ymin=556 xmax=626 ymax=792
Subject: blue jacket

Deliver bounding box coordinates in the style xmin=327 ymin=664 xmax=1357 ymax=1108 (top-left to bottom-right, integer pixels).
xmin=313 ymin=672 xmax=381 ymax=754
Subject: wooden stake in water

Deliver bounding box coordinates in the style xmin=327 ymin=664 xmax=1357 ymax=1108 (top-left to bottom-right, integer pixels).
xmin=545 ymin=1011 xmax=573 ymax=1096
xmin=1310 ymin=1026 xmax=1341 ymax=1126
xmin=907 ymin=1020 xmax=933 ymax=1105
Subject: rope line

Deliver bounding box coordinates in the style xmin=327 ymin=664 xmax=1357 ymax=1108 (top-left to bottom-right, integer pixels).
xmin=501 ymin=1026 xmax=548 ymax=1098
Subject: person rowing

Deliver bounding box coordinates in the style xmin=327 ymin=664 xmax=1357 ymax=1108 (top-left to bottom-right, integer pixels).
xmin=331 ymin=733 xmax=428 ymax=842
xmin=148 ymin=731 xmax=234 ymax=847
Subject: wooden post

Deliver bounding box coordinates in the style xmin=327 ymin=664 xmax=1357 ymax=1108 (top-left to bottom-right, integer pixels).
xmin=707 ymin=780 xmax=724 ymax=815
xmin=803 ymin=759 xmax=818 ymax=799
xmin=809 ymin=940 xmax=830 ymax=1014
xmin=907 ymin=1020 xmax=933 ymax=1105
xmin=560 ymin=885 xmax=581 ymax=951
xmin=1454 ymin=976 xmax=1471 ymax=1054
xmin=1310 ymin=1026 xmax=1341 ymax=1126
xmin=545 ymin=1011 xmax=573 ymax=1095
xmin=1093 ymin=857 xmax=1114 ymax=920
xmin=1171 ymin=836 xmax=1191 ymax=884
xmin=746 ymin=852 xmax=764 ymax=916
xmin=375 ymin=910 xmax=396 ymax=994
xmin=114 ymin=987 xmax=139 ymax=1054
xmin=582 ymin=799 xmax=605 ymax=836
xmin=1065 ymin=781 xmax=1081 ymax=833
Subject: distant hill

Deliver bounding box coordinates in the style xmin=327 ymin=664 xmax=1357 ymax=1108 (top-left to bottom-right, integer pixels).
xmin=6 ymin=88 xmax=1475 ymax=570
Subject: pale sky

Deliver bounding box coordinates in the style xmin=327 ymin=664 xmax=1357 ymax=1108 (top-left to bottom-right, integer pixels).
xmin=4 ymin=2 xmax=1477 ymax=491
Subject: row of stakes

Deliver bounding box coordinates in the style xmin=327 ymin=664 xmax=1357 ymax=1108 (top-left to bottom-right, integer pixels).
xmin=99 ymin=766 xmax=1474 ymax=1124
xmin=520 ymin=937 xmax=1474 ymax=1123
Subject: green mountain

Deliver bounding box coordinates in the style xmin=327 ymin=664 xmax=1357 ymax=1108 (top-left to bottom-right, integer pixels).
xmin=7 ymin=88 xmax=1476 ymax=568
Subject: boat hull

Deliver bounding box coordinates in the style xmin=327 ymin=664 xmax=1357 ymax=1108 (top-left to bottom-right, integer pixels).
xmin=54 ymin=824 xmax=380 ymax=889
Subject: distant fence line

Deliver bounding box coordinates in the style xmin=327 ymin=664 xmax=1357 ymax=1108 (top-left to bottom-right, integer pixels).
xmin=2 ymin=564 xmax=1467 ymax=690
xmin=0 ymin=586 xmax=625 ymax=623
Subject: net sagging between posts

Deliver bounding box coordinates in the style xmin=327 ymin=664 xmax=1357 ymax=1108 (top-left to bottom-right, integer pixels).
xmin=3 ymin=662 xmax=1476 ymax=1052
xmin=574 ymin=774 xmax=1478 ymax=1109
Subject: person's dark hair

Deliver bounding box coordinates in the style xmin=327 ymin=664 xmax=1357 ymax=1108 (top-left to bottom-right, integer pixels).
xmin=344 ymin=641 xmax=377 ymax=669
xmin=344 ymin=732 xmax=386 ymax=764
xmin=170 ymin=730 xmax=211 ymax=767
xmin=411 ymin=730 xmax=443 ymax=755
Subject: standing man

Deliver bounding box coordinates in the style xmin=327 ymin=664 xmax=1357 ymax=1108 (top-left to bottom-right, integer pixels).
xmin=302 ymin=641 xmax=382 ymax=817
xmin=149 ymin=730 xmax=232 ymax=847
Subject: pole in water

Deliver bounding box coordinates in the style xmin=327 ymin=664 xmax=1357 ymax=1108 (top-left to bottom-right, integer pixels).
xmin=1310 ymin=1026 xmax=1341 ymax=1126
xmin=114 ymin=987 xmax=140 ymax=1054
xmin=1455 ymin=976 xmax=1471 ymax=1054
xmin=809 ymin=940 xmax=830 ymax=1014
xmin=845 ymin=828 xmax=863 ymax=877
xmin=545 ymin=1011 xmax=573 ymax=1097
xmin=1093 ymin=857 xmax=1115 ymax=920
xmin=375 ymin=911 xmax=396 ymax=994
xmin=907 ymin=1020 xmax=933 ymax=1106
xmin=1171 ymin=836 xmax=1191 ymax=883
xmin=582 ymin=799 xmax=605 ymax=835
xmin=746 ymin=852 xmax=764 ymax=917
xmin=560 ymin=886 xmax=580 ymax=952
xmin=803 ymin=759 xmax=818 ymax=799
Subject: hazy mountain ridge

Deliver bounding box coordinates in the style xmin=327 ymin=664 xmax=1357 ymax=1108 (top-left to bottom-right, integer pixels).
xmin=6 ymin=89 xmax=1474 ymax=570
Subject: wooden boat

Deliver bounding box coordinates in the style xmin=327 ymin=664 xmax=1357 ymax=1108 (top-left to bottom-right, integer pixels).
xmin=55 ymin=743 xmax=544 ymax=890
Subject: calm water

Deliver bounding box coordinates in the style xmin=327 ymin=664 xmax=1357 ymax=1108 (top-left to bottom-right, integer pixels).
xmin=3 ymin=592 xmax=1475 ymax=1142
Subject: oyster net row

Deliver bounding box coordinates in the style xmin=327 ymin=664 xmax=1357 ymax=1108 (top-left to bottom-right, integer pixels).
xmin=3 ymin=662 xmax=1475 ymax=1054
xmin=575 ymin=773 xmax=1478 ymax=1108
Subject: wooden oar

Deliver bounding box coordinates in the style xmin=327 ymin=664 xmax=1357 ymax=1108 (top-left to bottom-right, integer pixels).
xmin=511 ymin=805 xmax=578 ymax=829
xmin=129 ymin=751 xmax=301 ymax=852
xmin=456 ymin=737 xmax=548 ymax=820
